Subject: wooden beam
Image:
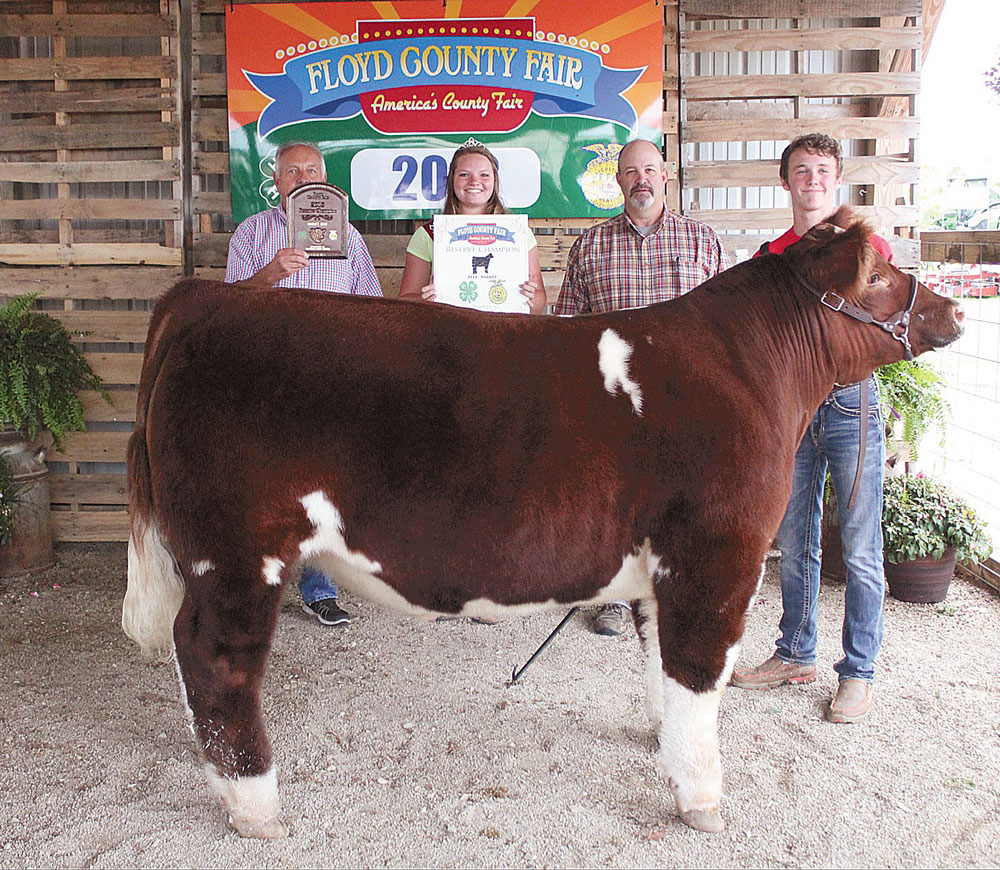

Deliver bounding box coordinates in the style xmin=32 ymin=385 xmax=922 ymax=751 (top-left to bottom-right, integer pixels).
xmin=0 ymin=56 xmax=178 ymax=82
xmin=682 ymin=0 xmax=922 ymax=17
xmin=0 ymin=199 xmax=181 ymax=221
xmin=0 ymin=244 xmax=182 ymax=267
xmin=0 ymin=122 xmax=179 ymax=152
xmin=684 ymin=156 xmax=920 ymax=187
xmin=1 ymin=88 xmax=176 ymax=114
xmin=684 ymin=72 xmax=919 ymax=100
xmin=684 ymin=117 xmax=918 ymax=144
xmin=692 ymin=203 xmax=919 ymax=229
xmin=0 ymin=160 xmax=181 ymax=183
xmin=51 ymin=511 xmax=130 ymax=543
xmin=0 ymin=13 xmax=175 ymax=37
xmin=922 ymin=0 xmax=948 ymax=59
xmin=681 ymin=26 xmax=920 ymax=54
xmin=0 ymin=266 xmax=183 ymax=299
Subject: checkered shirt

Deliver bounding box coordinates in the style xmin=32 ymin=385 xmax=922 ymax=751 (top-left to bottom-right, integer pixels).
xmin=554 ymin=210 xmax=732 ymax=314
xmin=225 ymin=205 xmax=382 ymax=296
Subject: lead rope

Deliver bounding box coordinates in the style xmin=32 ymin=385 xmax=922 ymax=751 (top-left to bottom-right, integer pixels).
xmin=847 ymin=378 xmax=868 ymax=511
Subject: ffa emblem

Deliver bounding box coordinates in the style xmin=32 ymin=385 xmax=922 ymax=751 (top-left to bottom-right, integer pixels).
xmin=580 ymin=143 xmax=625 ymax=210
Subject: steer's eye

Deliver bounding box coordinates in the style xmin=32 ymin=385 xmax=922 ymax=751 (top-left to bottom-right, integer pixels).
xmin=868 ymin=273 xmax=881 ymax=285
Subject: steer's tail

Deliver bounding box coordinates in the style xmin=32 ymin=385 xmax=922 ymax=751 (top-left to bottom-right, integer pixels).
xmin=122 ymin=284 xmax=199 ymax=660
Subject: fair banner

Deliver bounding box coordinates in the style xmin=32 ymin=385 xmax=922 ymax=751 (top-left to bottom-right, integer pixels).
xmin=432 ymin=214 xmax=530 ymax=314
xmin=226 ymin=1 xmax=663 ymax=222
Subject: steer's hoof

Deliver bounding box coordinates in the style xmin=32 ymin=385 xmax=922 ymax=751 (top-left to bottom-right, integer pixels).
xmin=679 ymin=807 xmax=725 ymax=833
xmin=230 ymin=814 xmax=290 ymax=839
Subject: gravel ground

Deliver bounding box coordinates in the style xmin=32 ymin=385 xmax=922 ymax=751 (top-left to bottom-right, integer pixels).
xmin=2 ymin=543 xmax=999 ymax=869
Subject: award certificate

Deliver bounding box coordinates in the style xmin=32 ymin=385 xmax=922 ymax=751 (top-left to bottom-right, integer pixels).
xmin=432 ymin=214 xmax=530 ymax=314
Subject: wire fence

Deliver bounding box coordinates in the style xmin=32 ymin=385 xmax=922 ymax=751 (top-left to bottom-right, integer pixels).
xmin=918 ymin=231 xmax=1000 ymax=581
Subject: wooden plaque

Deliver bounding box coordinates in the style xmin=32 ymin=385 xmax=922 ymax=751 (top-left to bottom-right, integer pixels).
xmin=286 ymin=182 xmax=349 ymax=258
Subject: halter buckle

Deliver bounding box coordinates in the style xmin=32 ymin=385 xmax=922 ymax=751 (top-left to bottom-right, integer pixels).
xmin=820 ymin=291 xmax=846 ymax=312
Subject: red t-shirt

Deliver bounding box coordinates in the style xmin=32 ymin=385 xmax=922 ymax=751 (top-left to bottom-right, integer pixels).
xmin=757 ymin=226 xmax=895 ymax=263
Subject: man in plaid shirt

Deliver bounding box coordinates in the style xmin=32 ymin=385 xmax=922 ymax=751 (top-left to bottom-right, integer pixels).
xmin=554 ymin=138 xmax=732 ymax=636
xmin=225 ymin=141 xmax=382 ymax=628
xmin=225 ymin=141 xmax=382 ymax=296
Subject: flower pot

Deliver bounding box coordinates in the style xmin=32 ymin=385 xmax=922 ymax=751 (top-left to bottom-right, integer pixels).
xmin=884 ymin=547 xmax=957 ymax=604
xmin=0 ymin=427 xmax=55 ymax=578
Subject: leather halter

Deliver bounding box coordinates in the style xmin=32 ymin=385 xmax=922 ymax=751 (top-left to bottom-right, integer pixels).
xmin=790 ymin=268 xmax=919 ymax=510
xmin=794 ymin=269 xmax=919 ymax=362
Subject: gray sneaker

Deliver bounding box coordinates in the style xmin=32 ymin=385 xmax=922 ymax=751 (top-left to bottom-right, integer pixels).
xmin=593 ymin=603 xmax=628 ymax=636
xmin=301 ymin=598 xmax=352 ymax=626
xmin=730 ymin=654 xmax=818 ymax=690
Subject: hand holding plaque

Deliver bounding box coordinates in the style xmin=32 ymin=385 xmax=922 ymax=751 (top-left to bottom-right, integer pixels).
xmin=286 ymin=182 xmax=349 ymax=258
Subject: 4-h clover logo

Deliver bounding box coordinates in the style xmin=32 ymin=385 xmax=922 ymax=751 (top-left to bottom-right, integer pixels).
xmin=258 ymin=151 xmax=280 ymax=207
xmin=459 ymin=281 xmax=478 ymax=303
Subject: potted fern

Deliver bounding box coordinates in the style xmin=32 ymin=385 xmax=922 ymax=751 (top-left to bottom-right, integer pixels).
xmin=876 ymin=359 xmax=949 ymax=467
xmin=0 ymin=293 xmax=110 ymax=576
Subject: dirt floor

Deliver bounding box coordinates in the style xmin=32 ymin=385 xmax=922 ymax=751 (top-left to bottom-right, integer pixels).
xmin=2 ymin=543 xmax=999 ymax=869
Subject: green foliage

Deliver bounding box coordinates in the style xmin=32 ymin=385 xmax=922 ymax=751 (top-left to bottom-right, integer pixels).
xmin=0 ymin=294 xmax=110 ymax=449
xmin=882 ymin=474 xmax=993 ymax=565
xmin=876 ymin=359 xmax=949 ymax=461
xmin=0 ymin=452 xmax=24 ymax=546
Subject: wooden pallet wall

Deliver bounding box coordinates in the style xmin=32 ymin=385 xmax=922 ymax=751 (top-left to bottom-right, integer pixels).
xmin=679 ymin=0 xmax=922 ymax=266
xmin=0 ymin=0 xmax=184 ymax=542
xmin=0 ymin=0 xmax=920 ymax=541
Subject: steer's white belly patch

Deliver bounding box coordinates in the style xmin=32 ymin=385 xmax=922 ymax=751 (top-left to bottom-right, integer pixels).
xmin=598 ymin=328 xmax=644 ymax=415
xmin=293 ymin=492 xmax=663 ymax=620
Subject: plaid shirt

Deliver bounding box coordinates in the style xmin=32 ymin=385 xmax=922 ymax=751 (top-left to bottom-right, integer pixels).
xmin=225 ymin=205 xmax=382 ymax=296
xmin=554 ymin=210 xmax=732 ymax=314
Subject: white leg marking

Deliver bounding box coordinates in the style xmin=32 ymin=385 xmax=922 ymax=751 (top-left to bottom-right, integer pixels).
xmin=261 ymin=556 xmax=285 ymax=587
xmin=635 ymin=598 xmax=664 ymax=730
xmin=598 ymin=328 xmax=644 ymax=415
xmin=659 ymin=643 xmax=740 ymax=825
xmin=191 ymin=559 xmax=215 ymax=577
xmin=123 ymin=518 xmax=184 ymax=661
xmin=173 ymin=654 xmax=194 ymax=725
xmin=745 ymin=562 xmax=766 ymax=617
xmin=659 ymin=675 xmax=725 ymax=817
xmin=205 ymin=764 xmax=288 ymax=839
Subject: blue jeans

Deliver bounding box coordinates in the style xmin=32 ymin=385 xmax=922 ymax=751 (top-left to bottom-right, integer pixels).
xmin=299 ymin=566 xmax=339 ymax=605
xmin=775 ymin=376 xmax=886 ymax=683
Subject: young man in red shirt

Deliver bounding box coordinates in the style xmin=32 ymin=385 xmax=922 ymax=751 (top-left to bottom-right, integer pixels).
xmin=731 ymin=133 xmax=893 ymax=723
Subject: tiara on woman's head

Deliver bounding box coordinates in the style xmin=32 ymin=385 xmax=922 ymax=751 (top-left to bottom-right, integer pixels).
xmin=459 ymin=136 xmax=486 ymax=149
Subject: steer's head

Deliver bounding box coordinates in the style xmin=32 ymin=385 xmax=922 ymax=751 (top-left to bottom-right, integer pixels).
xmin=786 ymin=207 xmax=964 ymax=382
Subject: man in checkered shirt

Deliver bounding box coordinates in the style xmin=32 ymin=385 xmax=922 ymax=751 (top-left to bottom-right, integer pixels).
xmin=225 ymin=141 xmax=382 ymax=295
xmin=225 ymin=141 xmax=382 ymax=628
xmin=554 ymin=138 xmax=732 ymax=637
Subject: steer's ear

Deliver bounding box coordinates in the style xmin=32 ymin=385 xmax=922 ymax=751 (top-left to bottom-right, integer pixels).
xmin=791 ymin=217 xmax=875 ymax=300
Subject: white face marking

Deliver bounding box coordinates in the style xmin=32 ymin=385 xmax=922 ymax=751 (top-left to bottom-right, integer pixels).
xmin=261 ymin=557 xmax=285 ymax=586
xmin=191 ymin=559 xmax=214 ymax=577
xmin=597 ymin=328 xmax=644 ymax=416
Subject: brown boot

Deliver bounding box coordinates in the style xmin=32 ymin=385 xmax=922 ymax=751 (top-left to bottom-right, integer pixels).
xmin=827 ymin=679 xmax=874 ymax=723
xmin=730 ymin=654 xmax=818 ymax=690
